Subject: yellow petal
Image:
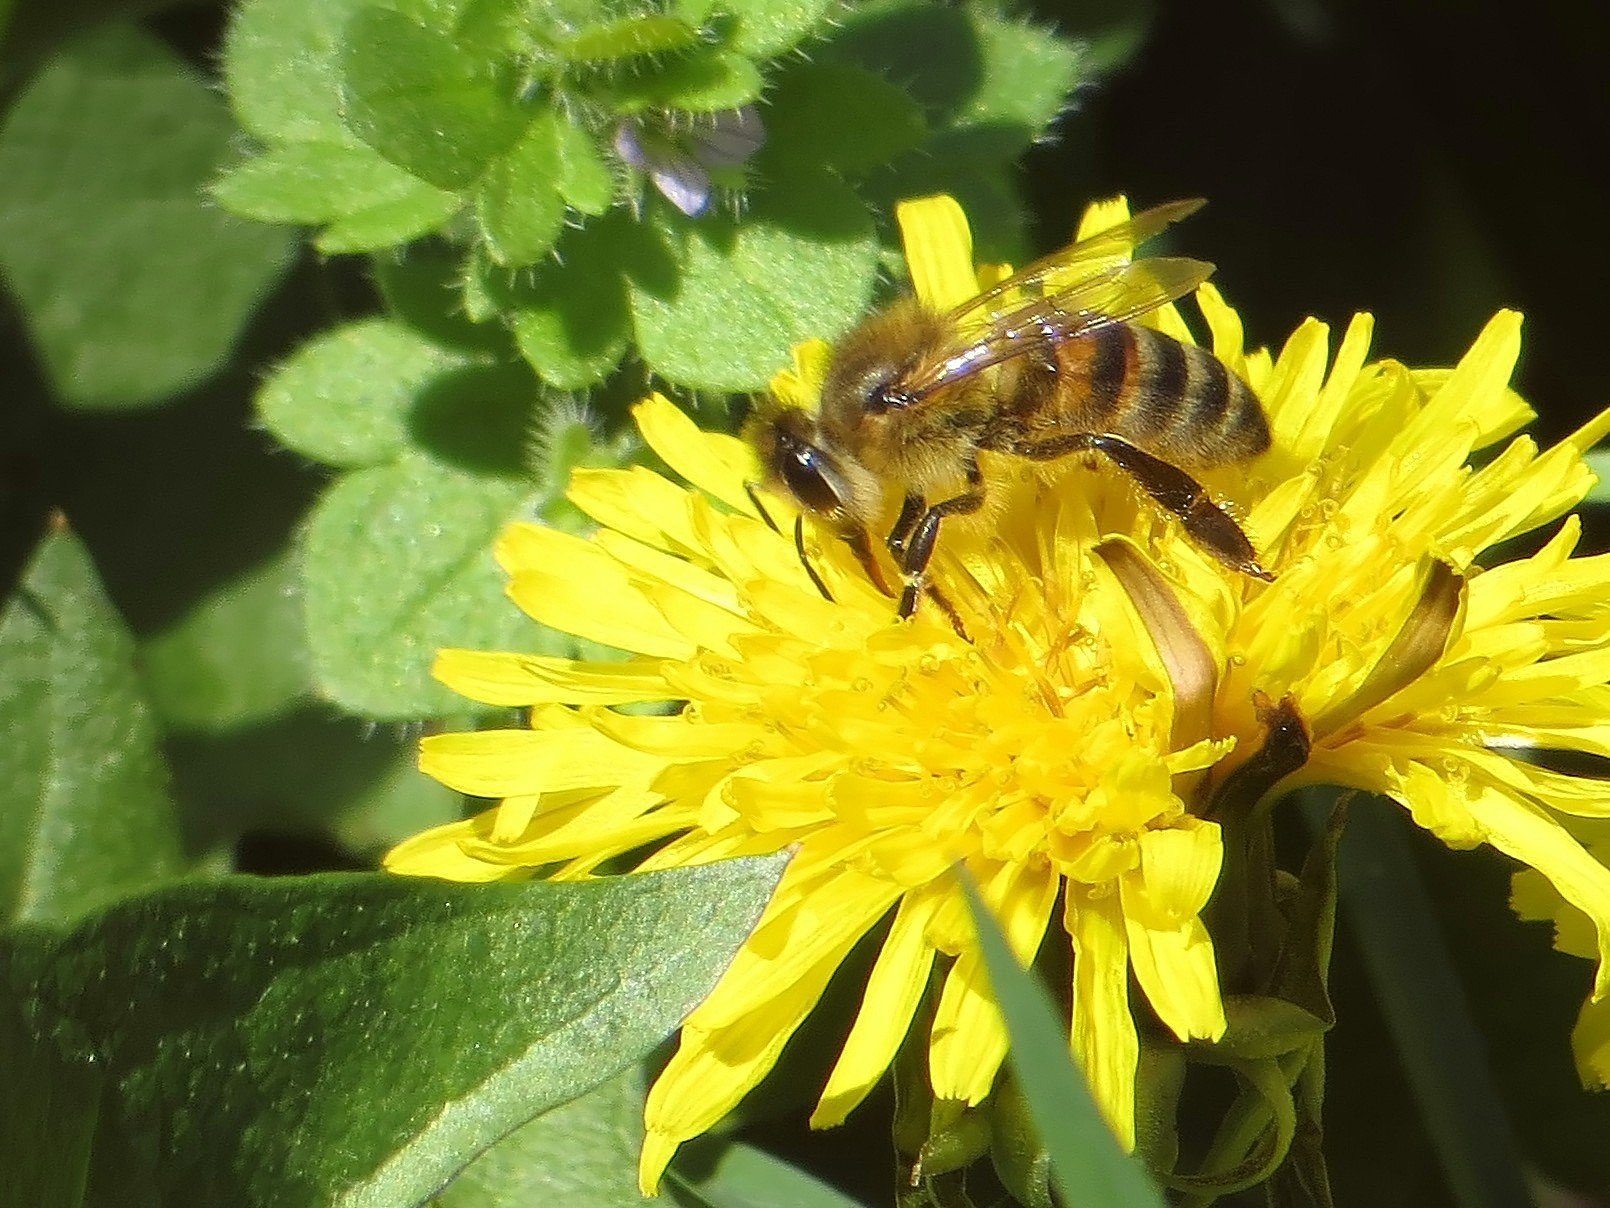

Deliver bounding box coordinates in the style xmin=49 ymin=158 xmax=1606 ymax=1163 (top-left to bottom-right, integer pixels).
xmin=1066 ymin=886 xmax=1138 ymax=1150
xmin=1573 ymin=998 xmax=1610 ymax=1090
xmin=382 ymin=814 xmax=513 ymax=882
xmin=432 ymin=649 xmax=670 ymax=706
xmin=813 ymin=887 xmax=943 ymax=1127
xmin=928 ymin=949 xmax=1007 ymax=1104
xmin=633 ymin=393 xmax=759 ymax=514
xmin=896 ymin=195 xmax=978 ymax=312
xmin=770 ymin=339 xmax=834 ymax=414
xmin=419 ymin=728 xmax=660 ymax=797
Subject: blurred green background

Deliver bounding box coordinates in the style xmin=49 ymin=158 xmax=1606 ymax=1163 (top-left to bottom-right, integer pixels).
xmin=4 ymin=1 xmax=1610 ymax=1204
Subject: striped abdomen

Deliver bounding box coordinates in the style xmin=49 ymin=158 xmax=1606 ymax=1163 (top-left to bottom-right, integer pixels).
xmin=1042 ymin=323 xmax=1269 ymax=469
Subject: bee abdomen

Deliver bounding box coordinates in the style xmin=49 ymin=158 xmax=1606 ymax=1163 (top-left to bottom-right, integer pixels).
xmin=1103 ymin=326 xmax=1269 ymax=469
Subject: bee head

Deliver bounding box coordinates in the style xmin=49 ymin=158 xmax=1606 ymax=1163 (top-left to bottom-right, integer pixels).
xmin=757 ymin=407 xmax=851 ymax=519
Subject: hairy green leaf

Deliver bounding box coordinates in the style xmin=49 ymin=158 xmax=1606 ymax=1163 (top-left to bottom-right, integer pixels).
xmin=300 ymin=457 xmax=539 ymax=719
xmin=213 ymin=141 xmax=459 ymax=252
xmin=557 ymin=13 xmax=701 ymax=62
xmin=0 ymin=26 xmax=296 ymax=409
xmin=256 ymin=317 xmax=471 ymax=467
xmin=340 ymin=5 xmax=532 ymax=189
xmin=475 ymin=111 xmax=570 ymax=267
xmin=763 ymin=61 xmax=926 ymax=175
xmin=630 ymin=180 xmax=877 ymax=391
xmin=587 ymin=46 xmax=762 ymax=114
xmin=0 ymin=528 xmax=185 ymax=925
xmin=224 ymin=0 xmax=372 ymax=143
xmin=1 ymin=857 xmax=788 ymax=1204
xmin=506 ymin=213 xmax=637 ymax=389
xmin=709 ymin=0 xmax=836 ymax=58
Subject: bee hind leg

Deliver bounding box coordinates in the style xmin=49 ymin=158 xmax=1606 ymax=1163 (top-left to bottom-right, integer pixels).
xmin=1000 ymin=433 xmax=1274 ymax=582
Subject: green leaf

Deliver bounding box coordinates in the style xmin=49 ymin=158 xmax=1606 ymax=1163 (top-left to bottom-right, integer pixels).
xmin=256 ymin=316 xmax=471 ymax=467
xmin=947 ymin=9 xmax=1081 ymax=155
xmin=166 ymin=711 xmax=461 ymax=857
xmin=554 ymin=117 xmax=616 ymax=216
xmin=373 ymin=239 xmax=514 ymax=355
xmin=0 ymin=527 xmax=186 ymax=925
xmin=475 ymin=110 xmax=570 ymax=267
xmin=961 ymin=875 xmax=1166 ymax=1208
xmin=588 ymin=47 xmax=763 ymax=114
xmin=1584 ymin=448 xmax=1610 ymax=505
xmin=0 ymin=26 xmax=296 ymax=409
xmin=708 ymin=0 xmax=836 ymax=58
xmin=139 ymin=547 xmax=308 ymax=734
xmin=223 ymin=0 xmax=373 ymax=144
xmin=0 ymin=857 xmax=788 ymax=1204
xmin=1314 ymin=796 xmax=1535 ymax=1208
xmin=630 ymin=180 xmax=877 ymax=391
xmin=213 ymin=140 xmax=460 ymax=252
xmin=558 ymin=13 xmax=702 ymax=62
xmin=762 ymin=61 xmax=926 ymax=176
xmin=507 ymin=213 xmax=636 ymax=389
xmin=668 ymin=1138 xmax=866 ymax=1208
xmin=438 ymin=1069 xmax=649 ymax=1206
xmin=300 ymin=457 xmax=539 ymax=719
xmin=340 ymin=5 xmax=533 ymax=189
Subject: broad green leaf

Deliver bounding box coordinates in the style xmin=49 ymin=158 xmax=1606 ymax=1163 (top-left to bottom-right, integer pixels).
xmin=961 ymin=876 xmax=1166 ymax=1208
xmin=340 ymin=5 xmax=532 ymax=189
xmin=475 ymin=111 xmax=570 ymax=267
xmin=300 ymin=456 xmax=539 ymax=719
xmin=558 ymin=13 xmax=702 ymax=62
xmin=438 ymin=1069 xmax=649 ymax=1206
xmin=0 ymin=26 xmax=296 ymax=409
xmin=1317 ymin=796 xmax=1534 ymax=1208
xmin=588 ymin=47 xmax=763 ymax=114
xmin=668 ymin=1138 xmax=866 ymax=1208
xmin=212 ymin=141 xmax=458 ymax=246
xmin=708 ymin=0 xmax=836 ymax=58
xmin=256 ymin=317 xmax=471 ymax=467
xmin=224 ymin=0 xmax=372 ymax=143
xmin=507 ymin=213 xmax=636 ymax=389
xmin=630 ymin=181 xmax=877 ymax=391
xmin=762 ymin=61 xmax=926 ymax=176
xmin=140 ymin=547 xmax=308 ymax=734
xmin=0 ymin=856 xmax=788 ymax=1205
xmin=0 ymin=527 xmax=185 ymax=925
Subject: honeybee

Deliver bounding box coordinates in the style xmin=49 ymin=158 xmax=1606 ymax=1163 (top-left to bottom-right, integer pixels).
xmin=747 ymin=198 xmax=1273 ymax=619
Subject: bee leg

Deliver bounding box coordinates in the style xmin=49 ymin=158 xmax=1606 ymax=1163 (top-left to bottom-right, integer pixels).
xmin=1003 ymin=433 xmax=1274 ymax=582
xmin=842 ymin=523 xmax=897 ymax=599
xmin=885 ymin=493 xmax=926 ymax=563
xmin=896 ymin=463 xmax=986 ymax=618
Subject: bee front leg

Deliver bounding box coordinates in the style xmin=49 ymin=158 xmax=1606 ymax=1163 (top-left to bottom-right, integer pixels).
xmin=886 ymin=493 xmax=926 ymax=563
xmin=896 ymin=462 xmax=985 ymax=619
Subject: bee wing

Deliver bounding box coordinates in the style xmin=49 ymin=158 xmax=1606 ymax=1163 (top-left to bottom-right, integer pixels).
xmin=904 ymin=255 xmax=1214 ymax=402
xmin=956 ymin=198 xmax=1206 ymax=327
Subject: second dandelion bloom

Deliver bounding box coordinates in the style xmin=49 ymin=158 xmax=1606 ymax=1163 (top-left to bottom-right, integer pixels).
xmin=388 ymin=194 xmax=1610 ymax=1191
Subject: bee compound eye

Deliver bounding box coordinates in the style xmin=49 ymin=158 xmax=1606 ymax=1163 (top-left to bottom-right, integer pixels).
xmin=780 ymin=445 xmax=842 ymax=515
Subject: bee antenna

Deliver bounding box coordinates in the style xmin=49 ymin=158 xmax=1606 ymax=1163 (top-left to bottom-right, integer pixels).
xmin=794 ymin=515 xmax=835 ymax=603
xmin=744 ymin=481 xmax=782 ymax=535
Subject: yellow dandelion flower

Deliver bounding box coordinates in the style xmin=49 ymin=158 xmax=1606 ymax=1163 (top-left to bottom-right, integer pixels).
xmin=387 ymin=194 xmax=1610 ymax=1193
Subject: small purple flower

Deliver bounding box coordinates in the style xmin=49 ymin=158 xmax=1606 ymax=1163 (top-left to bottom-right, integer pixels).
xmin=613 ymin=105 xmax=766 ymax=218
